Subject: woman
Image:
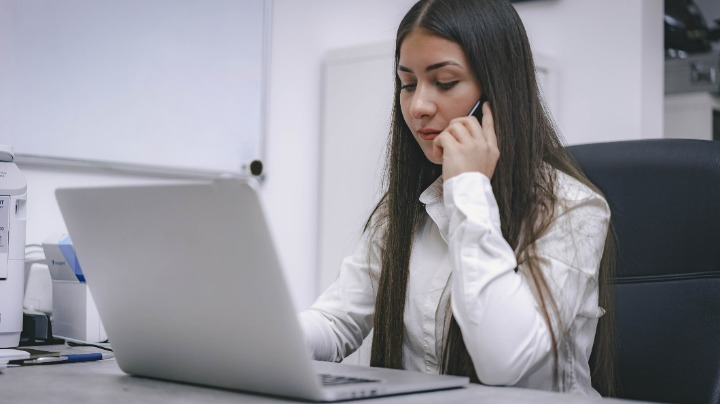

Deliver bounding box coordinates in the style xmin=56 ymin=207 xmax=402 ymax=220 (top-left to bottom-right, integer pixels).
xmin=300 ymin=0 xmax=615 ymax=396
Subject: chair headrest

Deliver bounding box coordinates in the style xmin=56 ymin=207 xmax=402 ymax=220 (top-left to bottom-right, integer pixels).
xmin=567 ymin=139 xmax=720 ymax=281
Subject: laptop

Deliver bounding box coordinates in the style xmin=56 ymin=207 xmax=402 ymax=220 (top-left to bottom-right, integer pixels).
xmin=55 ymin=177 xmax=468 ymax=401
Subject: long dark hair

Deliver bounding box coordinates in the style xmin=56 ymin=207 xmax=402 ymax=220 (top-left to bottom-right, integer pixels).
xmin=367 ymin=0 xmax=615 ymax=395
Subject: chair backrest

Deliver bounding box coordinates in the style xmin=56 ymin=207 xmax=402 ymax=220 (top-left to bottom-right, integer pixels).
xmin=567 ymin=139 xmax=720 ymax=404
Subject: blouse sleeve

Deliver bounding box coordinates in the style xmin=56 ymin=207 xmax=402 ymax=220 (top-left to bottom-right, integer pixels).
xmin=444 ymin=171 xmax=609 ymax=386
xmin=298 ymin=228 xmax=382 ymax=362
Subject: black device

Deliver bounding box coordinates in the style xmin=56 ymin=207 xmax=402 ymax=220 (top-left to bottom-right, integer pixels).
xmin=469 ymin=95 xmax=489 ymax=122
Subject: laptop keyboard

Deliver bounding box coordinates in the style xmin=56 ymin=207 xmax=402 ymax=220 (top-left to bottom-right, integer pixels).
xmin=319 ymin=373 xmax=379 ymax=386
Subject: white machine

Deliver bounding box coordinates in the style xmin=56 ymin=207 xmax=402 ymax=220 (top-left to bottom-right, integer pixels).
xmin=0 ymin=145 xmax=27 ymax=348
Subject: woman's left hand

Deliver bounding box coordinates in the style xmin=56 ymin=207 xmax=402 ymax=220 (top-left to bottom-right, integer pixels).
xmin=432 ymin=101 xmax=499 ymax=181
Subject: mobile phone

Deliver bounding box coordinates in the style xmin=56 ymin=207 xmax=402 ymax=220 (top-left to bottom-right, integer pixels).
xmin=468 ymin=95 xmax=489 ymax=122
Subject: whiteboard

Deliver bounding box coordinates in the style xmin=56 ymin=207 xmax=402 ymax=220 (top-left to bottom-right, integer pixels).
xmin=0 ymin=0 xmax=270 ymax=174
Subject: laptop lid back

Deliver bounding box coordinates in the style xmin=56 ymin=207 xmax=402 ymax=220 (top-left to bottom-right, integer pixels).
xmin=55 ymin=177 xmax=324 ymax=399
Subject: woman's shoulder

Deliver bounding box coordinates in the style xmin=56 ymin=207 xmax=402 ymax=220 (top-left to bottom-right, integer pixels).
xmin=552 ymin=168 xmax=605 ymax=203
xmin=551 ymin=168 xmax=610 ymax=218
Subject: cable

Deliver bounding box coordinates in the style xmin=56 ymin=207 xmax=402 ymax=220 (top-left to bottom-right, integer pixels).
xmin=64 ymin=338 xmax=113 ymax=352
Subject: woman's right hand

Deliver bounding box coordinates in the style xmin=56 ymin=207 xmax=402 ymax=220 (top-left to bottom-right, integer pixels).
xmin=433 ymin=101 xmax=499 ymax=181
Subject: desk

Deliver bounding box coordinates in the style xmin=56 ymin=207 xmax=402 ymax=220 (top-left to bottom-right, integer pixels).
xmin=1 ymin=346 xmax=649 ymax=403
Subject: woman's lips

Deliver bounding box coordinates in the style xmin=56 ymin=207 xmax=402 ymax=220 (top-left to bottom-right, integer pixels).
xmin=418 ymin=129 xmax=441 ymax=141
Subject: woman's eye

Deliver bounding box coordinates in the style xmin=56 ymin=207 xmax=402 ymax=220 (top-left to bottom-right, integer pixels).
xmin=437 ymin=80 xmax=459 ymax=90
xmin=400 ymin=83 xmax=417 ymax=91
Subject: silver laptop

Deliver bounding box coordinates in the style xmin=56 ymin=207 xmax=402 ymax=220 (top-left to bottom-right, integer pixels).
xmin=55 ymin=177 xmax=468 ymax=401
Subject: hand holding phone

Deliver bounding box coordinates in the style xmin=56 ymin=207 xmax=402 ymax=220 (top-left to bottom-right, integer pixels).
xmin=434 ymin=94 xmax=497 ymax=181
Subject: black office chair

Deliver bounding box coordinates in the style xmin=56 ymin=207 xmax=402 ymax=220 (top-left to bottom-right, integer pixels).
xmin=567 ymin=139 xmax=720 ymax=404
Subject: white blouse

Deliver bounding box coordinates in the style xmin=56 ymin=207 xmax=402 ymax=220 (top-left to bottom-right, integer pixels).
xmin=300 ymin=170 xmax=610 ymax=396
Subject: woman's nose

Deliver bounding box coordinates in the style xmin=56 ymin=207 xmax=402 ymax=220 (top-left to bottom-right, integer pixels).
xmin=409 ymin=87 xmax=436 ymax=119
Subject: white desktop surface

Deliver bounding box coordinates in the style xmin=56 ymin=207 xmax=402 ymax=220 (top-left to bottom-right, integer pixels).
xmin=1 ymin=346 xmax=649 ymax=404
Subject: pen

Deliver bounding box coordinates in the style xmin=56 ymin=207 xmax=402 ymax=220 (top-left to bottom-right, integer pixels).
xmin=16 ymin=352 xmax=114 ymax=366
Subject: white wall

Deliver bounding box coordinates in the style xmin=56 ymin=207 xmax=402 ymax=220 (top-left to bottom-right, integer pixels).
xmin=17 ymin=0 xmax=664 ymax=312
xmin=262 ymin=0 xmax=416 ymax=308
xmin=514 ymin=0 xmax=664 ymax=144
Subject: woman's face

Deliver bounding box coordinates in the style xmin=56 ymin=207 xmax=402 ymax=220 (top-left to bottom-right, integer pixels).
xmin=397 ymin=29 xmax=482 ymax=165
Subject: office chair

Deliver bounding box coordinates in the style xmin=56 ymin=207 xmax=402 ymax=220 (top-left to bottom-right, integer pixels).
xmin=567 ymin=139 xmax=720 ymax=404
